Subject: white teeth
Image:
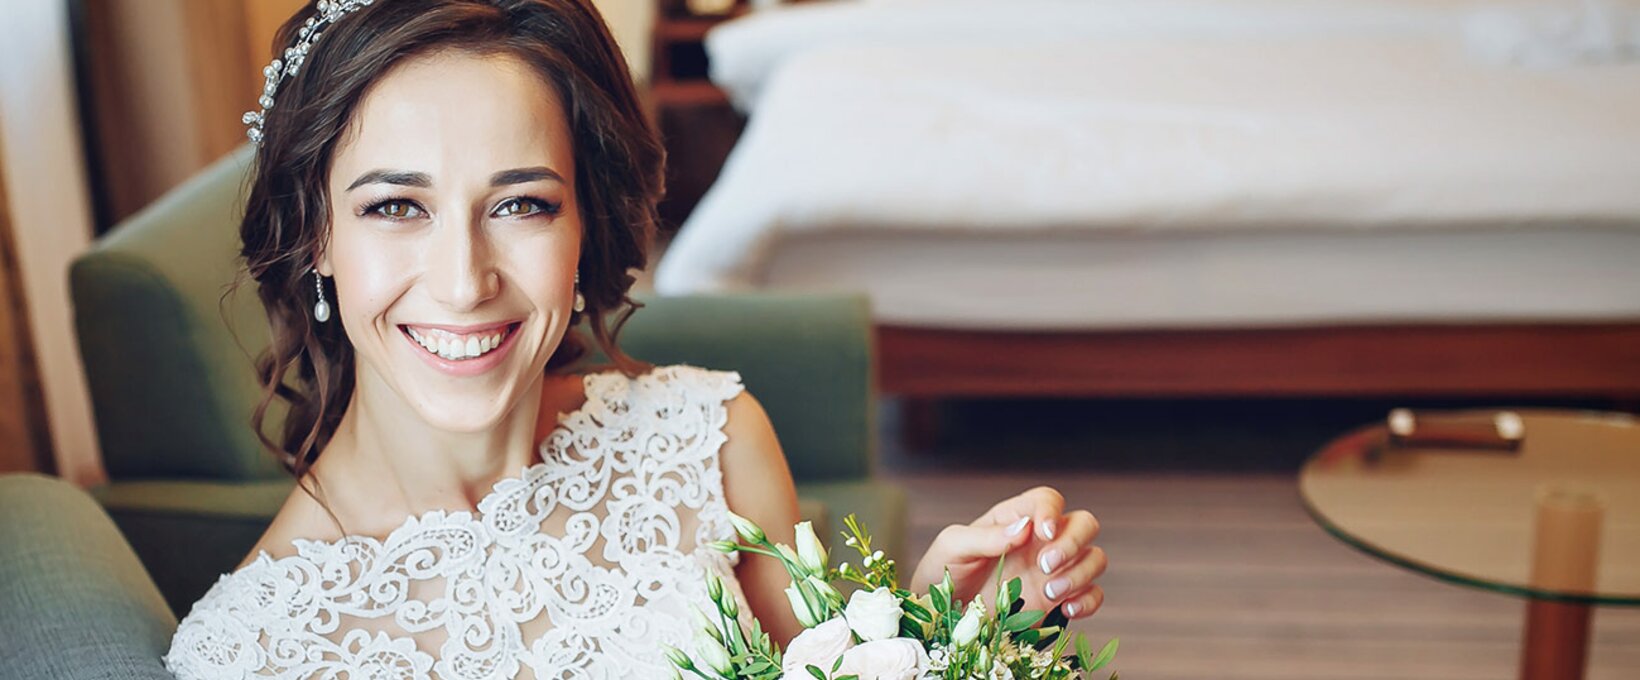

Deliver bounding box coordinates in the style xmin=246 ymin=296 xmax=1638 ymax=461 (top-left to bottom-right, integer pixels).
xmin=406 ymin=326 xmax=509 ymax=361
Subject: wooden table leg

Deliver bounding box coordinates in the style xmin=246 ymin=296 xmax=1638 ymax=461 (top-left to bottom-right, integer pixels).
xmin=1520 ymin=599 xmax=1592 ymax=680
xmin=1518 ymin=487 xmax=1603 ymax=680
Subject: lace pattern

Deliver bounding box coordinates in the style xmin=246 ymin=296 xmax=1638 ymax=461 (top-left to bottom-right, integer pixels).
xmin=164 ymin=365 xmax=752 ymax=679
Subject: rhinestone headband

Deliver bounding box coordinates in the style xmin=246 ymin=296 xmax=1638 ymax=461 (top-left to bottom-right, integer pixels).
xmin=242 ymin=0 xmax=377 ymax=144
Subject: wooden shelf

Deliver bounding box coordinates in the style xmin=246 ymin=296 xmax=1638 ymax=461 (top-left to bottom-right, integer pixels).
xmin=654 ymin=10 xmax=746 ymax=43
xmin=651 ymin=81 xmax=730 ymax=108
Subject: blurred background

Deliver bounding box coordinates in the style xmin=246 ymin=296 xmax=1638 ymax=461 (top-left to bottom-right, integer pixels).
xmin=2 ymin=0 xmax=1639 ymax=678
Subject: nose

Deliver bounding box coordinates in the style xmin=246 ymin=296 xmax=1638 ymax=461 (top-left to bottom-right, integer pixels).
xmin=424 ymin=214 xmax=500 ymax=312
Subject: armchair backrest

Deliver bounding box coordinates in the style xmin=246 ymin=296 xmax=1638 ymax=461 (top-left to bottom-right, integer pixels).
xmin=71 ymin=147 xmax=874 ymax=485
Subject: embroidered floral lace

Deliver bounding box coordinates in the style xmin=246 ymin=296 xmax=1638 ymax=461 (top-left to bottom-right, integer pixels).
xmin=164 ymin=365 xmax=754 ymax=679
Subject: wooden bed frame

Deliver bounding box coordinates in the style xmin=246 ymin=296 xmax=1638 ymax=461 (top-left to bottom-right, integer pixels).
xmin=876 ymin=323 xmax=1640 ymax=447
xmin=876 ymin=323 xmax=1640 ymax=400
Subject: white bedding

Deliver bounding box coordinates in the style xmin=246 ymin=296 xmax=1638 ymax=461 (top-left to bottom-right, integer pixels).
xmin=706 ymin=0 xmax=1525 ymax=111
xmin=652 ymin=7 xmax=1640 ymax=330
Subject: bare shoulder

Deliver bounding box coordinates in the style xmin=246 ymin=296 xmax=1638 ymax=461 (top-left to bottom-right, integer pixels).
xmin=721 ymin=389 xmax=781 ymax=462
xmin=718 ymin=388 xmax=799 ymax=521
xmin=236 ymin=479 xmax=345 ymax=571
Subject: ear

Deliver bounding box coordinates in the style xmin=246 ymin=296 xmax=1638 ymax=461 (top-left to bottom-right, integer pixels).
xmin=314 ymin=226 xmax=335 ymax=277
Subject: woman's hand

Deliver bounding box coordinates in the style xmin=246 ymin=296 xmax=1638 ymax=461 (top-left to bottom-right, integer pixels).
xmin=908 ymin=486 xmax=1106 ymax=620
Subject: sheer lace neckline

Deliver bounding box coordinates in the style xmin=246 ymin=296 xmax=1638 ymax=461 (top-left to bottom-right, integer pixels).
xmin=237 ymin=366 xmax=624 ymax=575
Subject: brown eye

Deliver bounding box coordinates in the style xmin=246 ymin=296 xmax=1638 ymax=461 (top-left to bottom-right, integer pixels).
xmin=368 ymin=200 xmax=423 ymax=220
xmin=493 ymin=197 xmax=560 ymax=219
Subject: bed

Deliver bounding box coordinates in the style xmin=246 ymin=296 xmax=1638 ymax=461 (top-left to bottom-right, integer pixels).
xmin=653 ymin=0 xmax=1640 ymax=404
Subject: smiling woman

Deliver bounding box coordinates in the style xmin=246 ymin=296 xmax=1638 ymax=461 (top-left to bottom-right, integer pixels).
xmin=159 ymin=2 xmax=1106 ymax=678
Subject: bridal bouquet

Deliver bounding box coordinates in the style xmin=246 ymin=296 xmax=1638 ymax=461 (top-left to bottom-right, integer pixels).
xmin=667 ymin=513 xmax=1118 ymax=680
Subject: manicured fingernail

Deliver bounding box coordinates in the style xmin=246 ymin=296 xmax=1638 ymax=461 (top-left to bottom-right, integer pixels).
xmin=1039 ymin=548 xmax=1063 ymax=574
xmin=1044 ymin=576 xmax=1071 ymax=600
xmin=1064 ymin=602 xmax=1081 ymax=618
xmin=1006 ymin=516 xmax=1030 ymax=537
xmin=1038 ymin=519 xmax=1056 ymax=541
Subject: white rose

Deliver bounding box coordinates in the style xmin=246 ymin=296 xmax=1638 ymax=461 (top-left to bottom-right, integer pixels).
xmin=781 ymin=617 xmax=853 ymax=677
xmin=843 ymin=587 xmax=903 ymax=642
xmin=836 ymin=638 xmax=930 ymax=680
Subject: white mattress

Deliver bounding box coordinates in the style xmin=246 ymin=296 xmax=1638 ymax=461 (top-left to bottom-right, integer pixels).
xmin=754 ymin=225 xmax=1640 ymax=330
xmin=655 ymin=35 xmax=1640 ymax=329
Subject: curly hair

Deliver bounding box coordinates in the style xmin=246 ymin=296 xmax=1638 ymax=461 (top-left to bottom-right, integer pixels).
xmin=239 ymin=0 xmax=660 ymax=479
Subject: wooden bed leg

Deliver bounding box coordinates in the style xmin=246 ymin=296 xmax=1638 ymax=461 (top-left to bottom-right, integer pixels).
xmin=899 ymin=398 xmax=942 ymax=453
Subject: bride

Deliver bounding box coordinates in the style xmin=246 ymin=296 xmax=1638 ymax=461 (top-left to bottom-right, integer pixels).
xmin=163 ymin=1 xmax=1106 ymax=677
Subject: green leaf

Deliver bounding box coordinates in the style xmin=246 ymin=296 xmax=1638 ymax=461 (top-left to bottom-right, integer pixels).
xmin=806 ymin=664 xmax=828 ymax=680
xmin=1006 ymin=577 xmax=1022 ymax=607
xmin=1088 ymin=638 xmax=1119 ymax=671
xmin=1075 ymin=634 xmax=1093 ymax=670
xmin=1001 ymin=610 xmax=1045 ymax=633
xmin=831 ymin=655 xmax=844 ymax=673
xmin=900 ymin=598 xmax=932 ymax=622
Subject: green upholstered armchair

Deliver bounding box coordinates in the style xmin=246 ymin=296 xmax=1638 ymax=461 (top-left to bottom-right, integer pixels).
xmin=66 ymin=146 xmax=905 ymax=619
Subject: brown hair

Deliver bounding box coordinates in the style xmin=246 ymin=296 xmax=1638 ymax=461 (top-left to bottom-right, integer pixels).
xmin=241 ymin=0 xmax=659 ymax=479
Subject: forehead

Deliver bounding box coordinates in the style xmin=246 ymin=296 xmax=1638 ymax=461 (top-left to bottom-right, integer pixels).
xmin=329 ymin=50 xmax=573 ymax=183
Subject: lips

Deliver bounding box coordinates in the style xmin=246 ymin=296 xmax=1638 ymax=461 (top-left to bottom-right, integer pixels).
xmin=401 ymin=322 xmax=519 ymax=361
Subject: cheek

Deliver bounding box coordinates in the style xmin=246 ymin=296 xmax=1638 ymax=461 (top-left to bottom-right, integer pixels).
xmin=503 ymin=228 xmax=582 ymax=305
xmin=328 ymin=226 xmax=417 ymax=320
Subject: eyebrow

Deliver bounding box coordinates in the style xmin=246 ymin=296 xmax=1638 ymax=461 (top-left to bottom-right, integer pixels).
xmin=490 ymin=166 xmax=565 ymax=186
xmin=346 ymin=166 xmax=566 ymax=191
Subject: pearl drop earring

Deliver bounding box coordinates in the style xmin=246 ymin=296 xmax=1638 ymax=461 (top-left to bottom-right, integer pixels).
xmin=312 ymin=269 xmax=331 ymax=322
xmin=573 ymin=271 xmax=586 ymax=313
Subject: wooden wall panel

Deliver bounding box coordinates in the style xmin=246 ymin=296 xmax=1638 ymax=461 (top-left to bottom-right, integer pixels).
xmin=81 ymin=0 xmax=306 ymax=229
xmin=0 ymin=135 xmax=54 ymax=474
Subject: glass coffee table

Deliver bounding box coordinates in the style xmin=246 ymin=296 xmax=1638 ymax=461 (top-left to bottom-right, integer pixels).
xmin=1300 ymin=410 xmax=1640 ymax=680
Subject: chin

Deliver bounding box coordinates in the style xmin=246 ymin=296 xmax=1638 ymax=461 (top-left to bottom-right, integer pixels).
xmin=410 ymin=388 xmax=518 ymax=434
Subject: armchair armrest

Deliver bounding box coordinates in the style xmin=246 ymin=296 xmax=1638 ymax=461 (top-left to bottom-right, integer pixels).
xmin=0 ymin=474 xmax=175 ymax=679
xmin=619 ymin=292 xmax=876 ymax=483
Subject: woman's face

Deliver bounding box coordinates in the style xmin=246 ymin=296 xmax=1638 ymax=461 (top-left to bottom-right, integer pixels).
xmin=321 ymin=51 xmax=581 ymax=433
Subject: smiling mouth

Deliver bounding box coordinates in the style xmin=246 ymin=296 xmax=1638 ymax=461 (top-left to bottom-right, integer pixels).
xmin=401 ymin=323 xmax=519 ymax=361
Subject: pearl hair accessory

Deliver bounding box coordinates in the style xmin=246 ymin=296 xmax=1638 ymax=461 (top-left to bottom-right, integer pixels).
xmin=242 ymin=0 xmax=378 ymax=144
xmin=312 ymin=269 xmax=332 ymax=323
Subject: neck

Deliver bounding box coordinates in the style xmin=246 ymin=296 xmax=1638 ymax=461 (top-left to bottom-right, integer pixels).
xmin=317 ymin=367 xmax=557 ymax=537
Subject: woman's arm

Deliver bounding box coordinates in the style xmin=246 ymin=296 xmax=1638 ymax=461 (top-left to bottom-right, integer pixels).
xmin=719 ymin=390 xmax=805 ymax=647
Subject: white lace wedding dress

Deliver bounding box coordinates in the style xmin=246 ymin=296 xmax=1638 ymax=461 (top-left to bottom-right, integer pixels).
xmin=163 ymin=364 xmax=757 ymax=679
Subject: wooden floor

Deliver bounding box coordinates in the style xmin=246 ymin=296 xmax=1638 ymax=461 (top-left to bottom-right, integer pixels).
xmin=878 ymin=406 xmax=1640 ymax=680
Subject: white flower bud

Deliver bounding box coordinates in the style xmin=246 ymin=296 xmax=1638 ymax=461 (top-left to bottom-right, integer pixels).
xmin=697 ymin=637 xmax=734 ymax=677
xmin=663 ymin=645 xmax=694 ymax=670
xmin=795 ymin=520 xmax=828 ymax=575
xmin=776 ymin=543 xmax=800 ymax=567
xmin=952 ymin=601 xmax=986 ymax=647
xmin=786 ymin=584 xmax=822 ymax=628
xmin=727 ymin=511 xmax=766 ymax=544
xmin=691 ymin=605 xmax=721 ymax=642
xmin=806 ymin=575 xmax=845 ymax=610
xmin=706 ymin=571 xmax=724 ymax=603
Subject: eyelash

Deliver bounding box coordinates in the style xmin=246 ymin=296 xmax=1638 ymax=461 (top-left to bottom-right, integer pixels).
xmin=358 ymin=196 xmax=563 ymax=221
